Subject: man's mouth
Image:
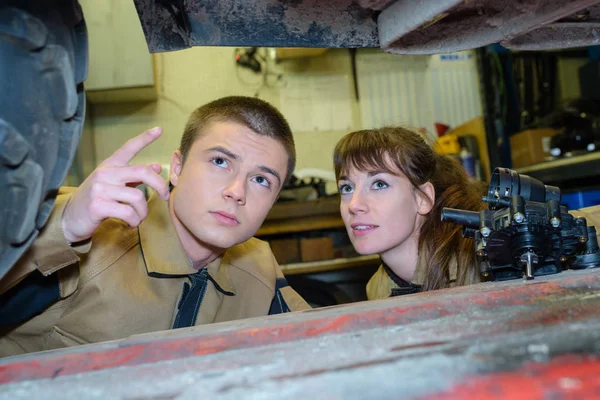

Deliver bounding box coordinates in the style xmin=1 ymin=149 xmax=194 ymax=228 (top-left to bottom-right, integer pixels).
xmin=211 ymin=211 xmax=240 ymax=226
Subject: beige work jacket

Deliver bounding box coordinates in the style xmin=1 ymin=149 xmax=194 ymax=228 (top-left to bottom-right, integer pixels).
xmin=0 ymin=188 xmax=309 ymax=356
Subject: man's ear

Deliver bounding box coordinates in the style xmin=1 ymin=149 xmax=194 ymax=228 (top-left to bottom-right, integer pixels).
xmin=170 ymin=150 xmax=183 ymax=187
xmin=416 ymin=181 xmax=435 ymax=215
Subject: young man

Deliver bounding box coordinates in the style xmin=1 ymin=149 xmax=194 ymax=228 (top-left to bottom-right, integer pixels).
xmin=0 ymin=96 xmax=310 ymax=356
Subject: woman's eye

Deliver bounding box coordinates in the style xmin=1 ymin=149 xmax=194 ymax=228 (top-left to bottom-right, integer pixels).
xmin=212 ymin=157 xmax=228 ymax=168
xmin=373 ymin=180 xmax=388 ymax=190
xmin=339 ymin=184 xmax=353 ymax=194
xmin=253 ymin=176 xmax=270 ymax=188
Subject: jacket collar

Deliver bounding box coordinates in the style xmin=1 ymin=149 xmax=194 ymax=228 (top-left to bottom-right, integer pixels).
xmin=138 ymin=193 xmax=236 ymax=294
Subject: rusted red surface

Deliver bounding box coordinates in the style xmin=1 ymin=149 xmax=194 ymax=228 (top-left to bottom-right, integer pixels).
xmin=426 ymin=355 xmax=600 ymax=400
xmin=1 ymin=269 xmax=600 ymax=398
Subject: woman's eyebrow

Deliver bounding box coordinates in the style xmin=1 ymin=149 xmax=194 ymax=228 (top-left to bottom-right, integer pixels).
xmin=367 ymin=170 xmax=387 ymax=177
xmin=338 ymin=170 xmax=385 ymax=181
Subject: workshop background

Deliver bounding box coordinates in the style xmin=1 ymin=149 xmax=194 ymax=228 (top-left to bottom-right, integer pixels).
xmin=67 ymin=0 xmax=600 ymax=308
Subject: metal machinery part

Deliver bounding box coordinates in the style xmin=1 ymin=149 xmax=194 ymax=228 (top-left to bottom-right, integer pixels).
xmin=441 ymin=168 xmax=600 ymax=281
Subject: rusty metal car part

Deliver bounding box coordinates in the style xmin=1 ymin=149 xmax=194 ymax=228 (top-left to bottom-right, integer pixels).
xmin=131 ymin=0 xmax=600 ymax=55
xmin=503 ymin=22 xmax=600 ymax=50
xmin=379 ymin=0 xmax=600 ymax=54
xmin=132 ymin=0 xmax=380 ymax=52
xmin=503 ymin=5 xmax=600 ymax=49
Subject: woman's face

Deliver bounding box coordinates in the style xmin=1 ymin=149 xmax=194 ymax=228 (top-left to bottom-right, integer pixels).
xmin=338 ymin=161 xmax=431 ymax=259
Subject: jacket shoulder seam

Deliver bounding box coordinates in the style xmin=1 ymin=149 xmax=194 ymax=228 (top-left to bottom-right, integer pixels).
xmin=225 ymin=238 xmax=277 ymax=291
xmin=227 ymin=261 xmax=275 ymax=292
xmin=79 ymin=232 xmax=140 ymax=286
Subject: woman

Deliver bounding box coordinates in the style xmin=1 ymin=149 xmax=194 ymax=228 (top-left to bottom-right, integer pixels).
xmin=334 ymin=126 xmax=485 ymax=299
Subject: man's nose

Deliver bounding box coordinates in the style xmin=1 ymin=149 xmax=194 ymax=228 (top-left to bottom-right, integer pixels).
xmin=222 ymin=176 xmax=247 ymax=205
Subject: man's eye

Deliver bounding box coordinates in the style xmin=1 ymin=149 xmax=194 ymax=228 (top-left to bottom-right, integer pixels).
xmin=253 ymin=176 xmax=270 ymax=187
xmin=212 ymin=157 xmax=228 ymax=168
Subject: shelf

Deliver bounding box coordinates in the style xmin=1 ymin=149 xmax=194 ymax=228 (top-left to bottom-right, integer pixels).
xmin=280 ymin=255 xmax=380 ymax=276
xmin=263 ymin=196 xmax=340 ymax=221
xmin=515 ymin=152 xmax=600 ymax=184
xmin=257 ymin=196 xmax=343 ymax=236
xmin=257 ymin=215 xmax=345 ymax=236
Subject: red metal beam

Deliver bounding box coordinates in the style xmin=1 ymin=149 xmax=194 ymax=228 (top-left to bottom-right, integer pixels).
xmin=1 ymin=269 xmax=600 ymax=398
xmin=427 ymin=355 xmax=600 ymax=400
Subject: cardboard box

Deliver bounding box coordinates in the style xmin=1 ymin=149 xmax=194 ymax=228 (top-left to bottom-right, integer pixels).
xmin=300 ymin=237 xmax=334 ymax=262
xmin=270 ymin=238 xmax=300 ymax=265
xmin=510 ymin=128 xmax=560 ymax=169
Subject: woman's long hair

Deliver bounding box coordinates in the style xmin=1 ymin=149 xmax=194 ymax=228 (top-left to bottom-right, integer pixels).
xmin=334 ymin=127 xmax=485 ymax=290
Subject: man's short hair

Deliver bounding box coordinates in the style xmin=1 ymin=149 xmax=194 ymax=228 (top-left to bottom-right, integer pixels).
xmin=180 ymin=96 xmax=296 ymax=183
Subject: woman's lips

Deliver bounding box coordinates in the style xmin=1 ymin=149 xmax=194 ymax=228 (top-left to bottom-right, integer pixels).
xmin=351 ymin=224 xmax=378 ymax=236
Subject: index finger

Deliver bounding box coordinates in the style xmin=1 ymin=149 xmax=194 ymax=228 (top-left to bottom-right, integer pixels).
xmin=104 ymin=127 xmax=163 ymax=167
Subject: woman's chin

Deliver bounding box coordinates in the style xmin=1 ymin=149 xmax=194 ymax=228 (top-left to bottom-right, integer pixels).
xmin=351 ymin=236 xmax=388 ymax=256
xmin=354 ymin=245 xmax=381 ymax=256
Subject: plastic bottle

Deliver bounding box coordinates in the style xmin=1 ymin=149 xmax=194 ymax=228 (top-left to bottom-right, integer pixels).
xmin=459 ymin=148 xmax=475 ymax=178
